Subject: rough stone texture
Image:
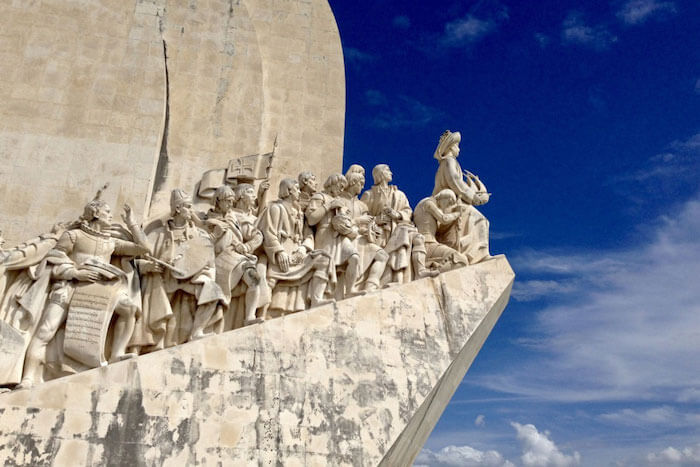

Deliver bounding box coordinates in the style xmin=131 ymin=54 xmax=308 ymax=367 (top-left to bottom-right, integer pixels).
xmin=0 ymin=0 xmax=345 ymax=244
xmin=0 ymin=256 xmax=514 ymax=466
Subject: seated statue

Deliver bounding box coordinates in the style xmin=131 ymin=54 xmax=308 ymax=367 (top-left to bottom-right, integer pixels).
xmin=361 ymin=164 xmax=438 ymax=283
xmin=432 ymin=130 xmax=491 ymax=264
xmin=306 ymin=174 xmax=364 ymax=299
xmin=258 ymin=178 xmax=332 ymax=316
xmin=338 ymin=170 xmax=389 ymax=293
xmin=413 ymin=190 xmax=469 ymax=271
xmin=19 ymin=197 xmax=149 ymax=389
xmin=134 ymin=189 xmax=226 ymax=351
xmin=206 ymin=185 xmax=264 ymax=330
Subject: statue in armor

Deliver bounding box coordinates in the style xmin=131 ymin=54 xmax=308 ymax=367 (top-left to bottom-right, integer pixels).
xmin=432 ymin=130 xmax=491 ymax=264
xmin=206 ymin=185 xmax=264 ymax=330
xmin=258 ymin=178 xmax=332 ymax=315
xmin=361 ymin=164 xmax=438 ymax=283
xmin=19 ymin=196 xmax=149 ymax=389
xmin=134 ymin=189 xmax=225 ymax=351
xmin=413 ymin=190 xmax=469 ymax=271
xmin=337 ymin=170 xmax=389 ymax=292
xmin=306 ymin=174 xmax=365 ymax=299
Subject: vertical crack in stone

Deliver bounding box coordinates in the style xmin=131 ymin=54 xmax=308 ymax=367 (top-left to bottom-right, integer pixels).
xmin=213 ymin=0 xmax=236 ymax=138
xmin=150 ymin=37 xmax=171 ymax=208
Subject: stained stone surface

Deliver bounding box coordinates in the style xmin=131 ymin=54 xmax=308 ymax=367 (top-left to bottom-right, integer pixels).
xmin=0 ymin=0 xmax=345 ymax=244
xmin=0 ymin=256 xmax=514 ymax=466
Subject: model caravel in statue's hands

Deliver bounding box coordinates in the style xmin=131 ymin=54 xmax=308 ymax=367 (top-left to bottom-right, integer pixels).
xmin=0 ymin=130 xmax=492 ymax=391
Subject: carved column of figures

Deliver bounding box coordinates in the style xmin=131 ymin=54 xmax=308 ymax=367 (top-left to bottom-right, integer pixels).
xmin=0 ymin=130 xmax=492 ymax=391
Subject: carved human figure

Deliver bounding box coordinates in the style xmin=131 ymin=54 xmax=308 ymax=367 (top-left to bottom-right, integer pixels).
xmin=306 ymin=174 xmax=364 ymax=299
xmin=134 ymin=190 xmax=225 ymax=351
xmin=413 ymin=190 xmax=469 ymax=271
xmin=0 ymin=226 xmax=66 ymax=389
xmin=432 ymin=130 xmax=491 ymax=264
xmin=258 ymin=179 xmax=332 ymax=315
xmin=19 ymin=199 xmax=149 ymax=389
xmin=361 ymin=164 xmax=438 ymax=283
xmin=206 ymin=185 xmax=264 ymax=329
xmin=337 ymin=170 xmax=389 ymax=292
xmin=297 ymin=171 xmax=318 ymax=212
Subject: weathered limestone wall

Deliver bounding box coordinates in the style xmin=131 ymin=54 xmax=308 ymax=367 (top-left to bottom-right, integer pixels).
xmin=0 ymin=257 xmax=514 ymax=466
xmin=0 ymin=0 xmax=345 ymax=244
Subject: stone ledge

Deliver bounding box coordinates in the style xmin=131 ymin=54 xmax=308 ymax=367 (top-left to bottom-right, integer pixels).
xmin=0 ymin=256 xmax=514 ymax=466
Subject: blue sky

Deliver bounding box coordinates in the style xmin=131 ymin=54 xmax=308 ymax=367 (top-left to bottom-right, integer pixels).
xmin=330 ymin=0 xmax=700 ymax=465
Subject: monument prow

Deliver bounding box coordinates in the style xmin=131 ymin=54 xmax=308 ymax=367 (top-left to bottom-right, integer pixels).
xmin=0 ymin=257 xmax=513 ymax=466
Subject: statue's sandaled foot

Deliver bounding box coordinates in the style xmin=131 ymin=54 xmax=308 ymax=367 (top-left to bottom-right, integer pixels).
xmin=311 ymin=298 xmax=335 ymax=308
xmin=345 ymin=289 xmax=366 ymax=299
xmin=110 ymin=352 xmax=137 ymax=363
xmin=244 ymin=318 xmax=264 ymax=326
xmin=188 ymin=332 xmax=207 ymax=342
xmin=364 ymin=283 xmax=380 ymax=293
xmin=416 ymin=268 xmax=440 ymax=279
xmin=16 ymin=378 xmax=34 ymax=390
xmin=0 ymin=387 xmax=11 ymax=394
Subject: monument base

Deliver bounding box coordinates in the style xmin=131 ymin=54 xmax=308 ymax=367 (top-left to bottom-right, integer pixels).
xmin=0 ymin=256 xmax=513 ymax=466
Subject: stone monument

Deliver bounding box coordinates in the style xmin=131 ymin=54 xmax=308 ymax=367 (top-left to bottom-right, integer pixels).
xmin=0 ymin=1 xmax=513 ymax=465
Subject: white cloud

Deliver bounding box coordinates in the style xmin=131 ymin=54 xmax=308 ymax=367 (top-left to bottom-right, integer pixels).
xmin=617 ymin=0 xmax=677 ymax=25
xmin=599 ymin=406 xmax=700 ymax=428
xmin=477 ymin=190 xmax=700 ymax=402
xmin=512 ymin=422 xmax=581 ymax=467
xmin=443 ymin=15 xmax=496 ymax=45
xmin=561 ymin=11 xmax=617 ymax=49
xmin=645 ymin=443 xmax=700 ymax=466
xmin=415 ymin=444 xmax=514 ymax=467
xmin=475 ymin=414 xmax=486 ymax=427
xmin=392 ymin=15 xmax=411 ymax=29
xmin=512 ymin=279 xmax=579 ymax=302
xmin=367 ymin=95 xmax=444 ymax=129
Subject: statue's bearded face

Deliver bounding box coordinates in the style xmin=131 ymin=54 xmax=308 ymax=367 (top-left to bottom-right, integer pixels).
xmin=240 ymin=187 xmax=256 ymax=205
xmin=95 ymin=204 xmax=113 ymax=227
xmin=174 ymin=200 xmax=193 ymax=219
xmin=218 ymin=197 xmax=235 ymax=212
xmin=448 ymin=143 xmax=460 ymax=157
xmin=287 ymin=182 xmax=301 ymax=201
xmin=302 ymin=175 xmax=317 ymax=192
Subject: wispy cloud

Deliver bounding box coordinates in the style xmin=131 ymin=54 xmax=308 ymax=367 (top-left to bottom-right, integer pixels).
xmin=439 ymin=4 xmax=508 ymax=48
xmin=512 ymin=422 xmax=581 ymax=467
xmin=599 ymin=406 xmax=700 ymax=428
xmin=475 ymin=414 xmax=486 ymax=427
xmin=477 ymin=190 xmax=700 ymax=403
xmin=534 ymin=33 xmax=550 ymax=49
xmin=616 ymin=0 xmax=677 ymax=25
xmin=614 ymin=132 xmax=700 ymax=184
xmin=561 ymin=11 xmax=617 ymax=49
xmin=343 ymin=47 xmax=376 ymax=68
xmin=392 ymin=14 xmax=411 ymax=29
xmin=415 ymin=444 xmax=514 ymax=467
xmin=364 ymin=90 xmax=444 ymax=129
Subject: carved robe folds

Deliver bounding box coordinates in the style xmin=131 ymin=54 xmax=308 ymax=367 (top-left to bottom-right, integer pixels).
xmin=133 ymin=221 xmax=225 ymax=350
xmin=258 ymin=200 xmax=330 ymax=314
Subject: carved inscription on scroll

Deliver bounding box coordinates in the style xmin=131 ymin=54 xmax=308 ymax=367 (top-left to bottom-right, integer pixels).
xmin=63 ymin=281 xmax=121 ymax=368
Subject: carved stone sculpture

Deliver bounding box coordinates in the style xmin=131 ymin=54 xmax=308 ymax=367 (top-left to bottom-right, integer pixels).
xmin=361 ymin=164 xmax=438 ymax=283
xmin=133 ymin=190 xmax=225 ymax=352
xmin=306 ymin=174 xmax=365 ymax=299
xmin=18 ymin=197 xmax=149 ymax=389
xmin=432 ymin=130 xmax=491 ymax=264
xmin=258 ymin=179 xmax=333 ymax=316
xmin=297 ymin=171 xmax=319 ymax=212
xmin=206 ymin=185 xmax=264 ymax=329
xmin=414 ymin=190 xmax=470 ymax=271
xmin=338 ymin=170 xmax=390 ymax=292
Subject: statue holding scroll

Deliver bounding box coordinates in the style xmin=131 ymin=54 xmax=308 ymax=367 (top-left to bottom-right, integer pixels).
xmin=18 ymin=195 xmax=149 ymax=389
xmin=432 ymin=130 xmax=491 ymax=264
